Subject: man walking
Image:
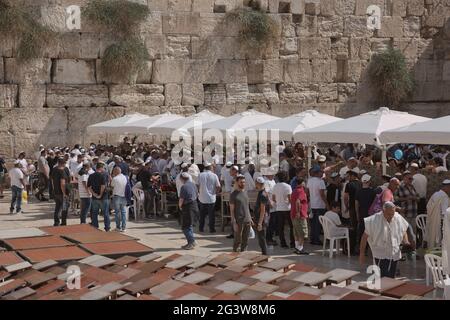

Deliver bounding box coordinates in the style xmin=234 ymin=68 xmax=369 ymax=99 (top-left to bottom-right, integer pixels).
xmin=9 ymin=160 xmax=25 ymax=215
xmin=359 ymin=202 xmax=409 ymax=278
xmin=111 ymin=167 xmax=128 ymax=232
xmin=344 ymin=170 xmax=362 ymax=253
xmin=306 ymin=166 xmax=328 ymax=245
xmin=36 ymin=149 xmax=50 ymax=201
xmin=88 ymin=162 xmax=111 ymax=231
xmin=230 ymin=175 xmax=252 ymax=253
xmin=51 ymin=158 xmax=70 ymax=226
xmin=78 ymin=161 xmax=93 ymax=224
xmin=198 ymin=162 xmax=221 ymax=233
xmin=252 ymin=177 xmax=269 ymax=255
xmin=179 ymin=172 xmax=199 ymax=250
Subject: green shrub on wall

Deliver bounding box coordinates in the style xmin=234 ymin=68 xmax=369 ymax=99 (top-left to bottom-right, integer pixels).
xmin=226 ymin=3 xmax=279 ymax=50
xmin=0 ymin=1 xmax=56 ymax=62
xmin=368 ymin=47 xmax=415 ymax=107
xmin=84 ymin=0 xmax=150 ymax=84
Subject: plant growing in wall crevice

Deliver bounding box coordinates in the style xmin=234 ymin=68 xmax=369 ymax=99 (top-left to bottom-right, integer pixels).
xmin=225 ymin=2 xmax=279 ymax=51
xmin=84 ymin=0 xmax=150 ymax=84
xmin=0 ymin=0 xmax=57 ymax=62
xmin=368 ymin=47 xmax=414 ymax=107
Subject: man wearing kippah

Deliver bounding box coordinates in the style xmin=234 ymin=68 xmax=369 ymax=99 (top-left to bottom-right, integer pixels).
xmin=359 ymin=202 xmax=410 ymax=278
xmin=179 ymin=172 xmax=199 ymax=250
xmin=426 ymin=180 xmax=450 ymax=248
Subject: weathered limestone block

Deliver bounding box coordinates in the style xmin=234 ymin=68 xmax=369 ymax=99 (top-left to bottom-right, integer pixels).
xmin=331 ymin=37 xmax=349 ymax=59
xmin=280 ymin=37 xmax=298 ymax=55
xmin=140 ymin=12 xmax=163 ymax=34
xmin=168 ymin=0 xmax=193 ymax=11
xmin=204 ymin=84 xmax=227 ymax=106
xmin=0 ymin=57 xmax=3 ymax=83
xmin=125 ymin=106 xmax=161 ymax=116
xmin=281 ymin=15 xmax=296 ymax=37
xmin=407 ymin=0 xmax=425 ymax=16
xmin=248 ymin=84 xmax=279 ymax=105
xmin=290 ymin=0 xmax=305 ymax=14
xmin=320 ymin=0 xmax=335 ymax=16
xmin=110 ymin=84 xmax=165 ymax=107
xmin=192 ymin=36 xmax=239 ymax=59
xmin=47 ymin=84 xmax=109 ymax=108
xmin=136 ymin=61 xmax=154 ymax=84
xmin=219 ymin=60 xmax=248 ymax=83
xmin=0 ymin=85 xmax=18 ymax=109
xmin=247 ymin=60 xmax=282 ymax=84
xmin=165 ymin=105 xmax=197 ymax=116
xmin=298 ymin=37 xmax=331 ymax=58
xmin=442 ymin=61 xmax=450 ymax=81
xmin=226 ymin=83 xmax=249 ymax=105
xmin=305 ymin=0 xmax=320 ymax=15
xmin=404 ymin=16 xmax=421 ymax=37
xmin=99 ymin=34 xmax=117 ymax=58
xmin=296 ymin=15 xmax=318 ymax=37
xmin=311 ymin=59 xmax=333 ymax=82
xmin=39 ymin=5 xmax=66 ymax=32
xmin=152 ymin=59 xmax=186 ymax=83
xmin=144 ymin=34 xmax=167 ymax=59
xmin=192 ymin=0 xmax=214 ymax=12
xmin=58 ymin=33 xmax=81 ymax=59
xmin=349 ymin=38 xmax=371 ymax=59
xmin=393 ymin=39 xmax=418 ymax=59
xmin=416 ymin=39 xmax=433 ymax=59
xmin=319 ymin=16 xmax=344 ymax=38
xmin=167 ymin=36 xmax=191 ymax=58
xmin=346 ymin=60 xmax=362 ymax=82
xmin=53 ymin=59 xmax=96 ymax=84
xmin=334 ymin=0 xmax=356 ymax=16
xmin=371 ymin=38 xmax=392 ymax=54
xmin=182 ymin=83 xmax=205 ymax=105
xmin=337 ymin=83 xmax=357 ymax=103
xmin=393 ymin=0 xmax=407 ymax=17
xmin=165 ymin=84 xmax=183 ymax=106
xmin=67 ymin=106 xmax=124 ymax=146
xmin=0 ymin=35 xmax=15 ymax=57
xmin=148 ymin=0 xmax=169 ymax=11
xmin=279 ymin=83 xmax=318 ymax=104
xmin=80 ymin=33 xmax=101 ymax=59
xmin=378 ymin=16 xmax=404 ymax=38
xmin=4 ymin=58 xmax=51 ymax=85
xmin=215 ymin=0 xmax=241 ymax=12
xmin=283 ymin=59 xmax=311 ymax=83
xmin=344 ymin=16 xmax=373 ymax=37
xmin=19 ymin=85 xmax=46 ymax=108
xmin=424 ymin=5 xmax=450 ymax=28
xmin=355 ymin=0 xmax=384 ymax=15
xmin=316 ymin=83 xmax=338 ymax=103
xmin=268 ymin=0 xmax=280 ymax=13
xmin=162 ymin=13 xmax=201 ymax=35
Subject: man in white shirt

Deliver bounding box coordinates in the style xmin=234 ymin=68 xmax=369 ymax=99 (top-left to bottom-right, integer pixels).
xmin=78 ymin=161 xmax=93 ymax=222
xmin=306 ymin=166 xmax=328 ymax=245
xmin=111 ymin=166 xmax=128 ymax=232
xmin=410 ymin=163 xmax=427 ymax=215
xmin=9 ymin=160 xmax=26 ymax=215
xmin=262 ymin=169 xmax=277 ymax=246
xmin=197 ymin=162 xmax=221 ymax=233
xmin=272 ymin=171 xmax=294 ymax=248
xmin=359 ymin=202 xmax=409 ymax=278
xmin=426 ymin=180 xmax=450 ymax=248
xmin=339 ymin=157 xmax=360 ymax=179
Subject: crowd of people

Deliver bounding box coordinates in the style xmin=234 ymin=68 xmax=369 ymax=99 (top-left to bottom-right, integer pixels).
xmin=1 ymin=138 xmax=449 ymax=278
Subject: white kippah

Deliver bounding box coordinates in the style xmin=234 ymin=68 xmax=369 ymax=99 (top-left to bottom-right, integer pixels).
xmin=181 ymin=172 xmax=190 ymax=179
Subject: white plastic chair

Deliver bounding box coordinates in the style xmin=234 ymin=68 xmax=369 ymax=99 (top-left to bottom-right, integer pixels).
xmin=424 ymin=254 xmax=446 ymax=298
xmin=319 ymin=215 xmax=350 ymax=258
xmin=132 ymin=188 xmax=145 ymax=221
xmin=416 ymin=214 xmax=427 ymax=248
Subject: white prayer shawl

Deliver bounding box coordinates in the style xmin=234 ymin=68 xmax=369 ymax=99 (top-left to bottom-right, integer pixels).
xmin=426 ymin=191 xmax=449 ymax=248
xmin=443 ymin=212 xmax=450 ymax=275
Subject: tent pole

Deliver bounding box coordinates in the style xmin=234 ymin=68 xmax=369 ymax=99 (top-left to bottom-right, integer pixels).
xmin=381 ymin=145 xmax=387 ymax=176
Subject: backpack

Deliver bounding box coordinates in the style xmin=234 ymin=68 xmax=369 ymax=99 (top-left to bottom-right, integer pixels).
xmin=368 ymin=189 xmax=385 ymax=216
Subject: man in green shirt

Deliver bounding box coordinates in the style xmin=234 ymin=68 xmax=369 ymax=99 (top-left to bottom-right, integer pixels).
xmin=230 ymin=175 xmax=252 ymax=252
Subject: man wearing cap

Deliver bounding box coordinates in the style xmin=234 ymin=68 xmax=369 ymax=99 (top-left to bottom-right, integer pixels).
xmin=9 ymin=160 xmax=26 ymax=214
xmin=176 ymin=163 xmax=191 ymax=197
xmin=306 ymin=165 xmax=328 ymax=246
xmin=87 ymin=162 xmax=111 ymax=231
xmin=197 ymin=162 xmax=221 ymax=233
xmin=339 ymin=157 xmax=360 ymax=179
xmin=243 ymin=163 xmax=257 ymax=192
xmin=359 ymin=202 xmax=410 ymax=278
xmin=51 ymin=158 xmax=70 ymax=226
xmin=179 ymin=172 xmax=199 ymax=250
xmin=356 ymin=174 xmax=376 ymax=244
xmin=78 ymin=161 xmax=93 ymax=224
xmin=36 ymin=149 xmax=50 ymax=201
xmin=426 ymin=180 xmax=450 ymax=248
xmin=230 ymin=175 xmax=252 ymax=252
xmin=410 ymin=163 xmax=427 ymax=215
xmin=221 ymin=162 xmax=233 ymax=193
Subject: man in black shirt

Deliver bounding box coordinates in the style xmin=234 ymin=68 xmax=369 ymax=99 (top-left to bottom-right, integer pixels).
xmin=230 ymin=175 xmax=252 ymax=253
xmin=88 ymin=162 xmax=111 ymax=231
xmin=252 ymin=177 xmax=269 ymax=255
xmin=344 ymin=170 xmax=361 ymax=254
xmin=50 ymin=158 xmax=69 ymax=226
xmin=326 ymin=172 xmax=341 ymax=208
xmin=355 ymin=174 xmax=376 ymax=244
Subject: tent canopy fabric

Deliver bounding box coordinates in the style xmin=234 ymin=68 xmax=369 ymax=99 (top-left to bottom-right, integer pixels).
xmin=379 ymin=115 xmax=450 ymax=145
xmin=203 ymin=110 xmax=280 ymax=137
xmin=86 ymin=113 xmax=151 ymax=134
xmin=295 ymin=107 xmax=430 ymax=145
xmin=146 ymin=110 xmax=224 ymax=136
xmin=119 ymin=112 xmax=185 ymax=134
xmin=250 ymin=110 xmax=343 ymax=141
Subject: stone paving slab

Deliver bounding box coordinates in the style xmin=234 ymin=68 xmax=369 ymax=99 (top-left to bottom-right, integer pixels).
xmin=0 ymin=228 xmax=47 ymax=240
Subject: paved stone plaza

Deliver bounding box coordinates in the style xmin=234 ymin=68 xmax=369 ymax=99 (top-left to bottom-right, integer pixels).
xmin=0 ymin=190 xmax=429 ymax=288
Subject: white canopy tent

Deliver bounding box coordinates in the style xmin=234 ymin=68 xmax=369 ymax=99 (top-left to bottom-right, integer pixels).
xmin=295 ymin=107 xmax=430 ymax=174
xmin=86 ymin=113 xmax=151 ymax=134
xmin=119 ymin=112 xmax=185 ymax=134
xmin=146 ymin=110 xmax=224 ymax=137
xmin=379 ymin=115 xmax=450 ymax=145
xmin=203 ymin=109 xmax=280 ymax=137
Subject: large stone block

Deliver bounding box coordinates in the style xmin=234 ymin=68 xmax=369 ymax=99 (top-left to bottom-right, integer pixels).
xmin=80 ymin=33 xmax=101 ymax=59
xmin=165 ymin=83 xmax=183 ymax=106
xmin=280 ymin=37 xmax=298 ymax=55
xmin=337 ymin=83 xmax=357 ymax=103
xmin=53 ymin=59 xmax=96 ymax=84
xmin=46 ymin=84 xmax=109 ymax=108
xmin=168 ymin=0 xmax=193 ymax=11
xmin=148 ymin=0 xmax=169 ymax=11
xmin=291 ymin=0 xmax=306 ymax=14
xmin=248 ymin=84 xmax=279 ymax=105
xmin=136 ymin=61 xmax=154 ymax=84
xmin=144 ymin=34 xmax=167 ymax=60
xmin=162 ymin=13 xmax=201 ymax=35
xmin=344 ymin=16 xmax=373 ymax=37
xmin=0 ymin=35 xmax=16 ymax=57
xmin=110 ymin=84 xmax=165 ymax=107
xmin=4 ymin=58 xmax=51 ymax=85
xmin=182 ymin=83 xmax=205 ymax=105
xmin=58 ymin=33 xmax=81 ymax=59
xmin=298 ymin=37 xmax=331 ymax=59
xmin=19 ymin=85 xmax=46 ymax=108
xmin=355 ymin=0 xmax=384 ymax=15
xmin=226 ymin=83 xmax=249 ymax=105
xmin=349 ymin=37 xmax=371 ymax=59
xmin=407 ymin=0 xmax=425 ymax=16
xmin=346 ymin=60 xmax=362 ymax=82
xmin=0 ymin=85 xmax=18 ymax=109
xmin=331 ymin=37 xmax=349 ymax=59
xmin=193 ymin=0 xmax=214 ymax=12
xmin=311 ymin=59 xmax=333 ymax=82
xmin=296 ymin=15 xmax=318 ymax=37
xmin=305 ymin=0 xmax=321 ymax=15
xmin=316 ymin=83 xmax=338 ymax=103
xmin=204 ymin=84 xmax=227 ymax=106
xmin=218 ymin=60 xmax=248 ymax=83
xmin=319 ymin=16 xmax=344 ymax=38
xmin=167 ymin=36 xmax=192 ymax=58
xmin=320 ymin=0 xmax=335 ymax=16
xmin=378 ymin=16 xmax=404 ymax=38
xmin=392 ymin=0 xmax=407 ymax=17
xmin=152 ymin=59 xmax=186 ymax=83
xmin=140 ymin=12 xmax=163 ymax=34
xmin=334 ymin=0 xmax=356 ymax=16
xmin=283 ymin=59 xmax=311 ymax=83
xmin=165 ymin=105 xmax=197 ymax=116
xmin=278 ymin=83 xmax=318 ymax=104
xmin=393 ymin=38 xmax=418 ymax=60
xmin=404 ymin=16 xmax=421 ymax=37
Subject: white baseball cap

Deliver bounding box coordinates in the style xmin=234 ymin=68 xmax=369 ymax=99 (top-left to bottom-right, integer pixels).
xmin=318 ymin=155 xmax=326 ymax=163
xmin=361 ymin=174 xmax=372 ymax=183
xmin=410 ymin=163 xmax=419 ymax=168
xmin=256 ymin=177 xmax=265 ymax=184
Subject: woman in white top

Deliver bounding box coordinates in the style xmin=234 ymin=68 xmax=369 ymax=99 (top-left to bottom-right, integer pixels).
xmin=272 ymin=172 xmax=294 ymax=248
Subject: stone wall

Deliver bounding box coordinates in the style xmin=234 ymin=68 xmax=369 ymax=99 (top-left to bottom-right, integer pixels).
xmin=2 ymin=0 xmax=450 ymax=156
